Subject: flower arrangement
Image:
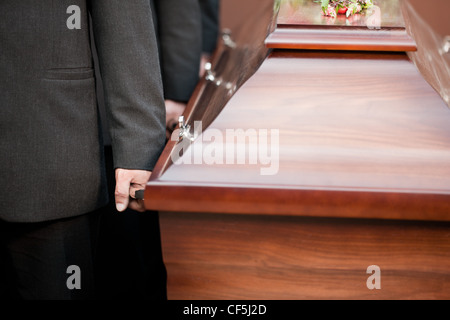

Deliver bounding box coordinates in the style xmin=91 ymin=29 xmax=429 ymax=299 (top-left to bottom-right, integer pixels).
xmin=321 ymin=0 xmax=373 ymax=18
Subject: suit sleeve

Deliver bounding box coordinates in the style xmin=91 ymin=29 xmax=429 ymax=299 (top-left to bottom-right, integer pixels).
xmin=153 ymin=0 xmax=202 ymax=103
xmin=88 ymin=0 xmax=166 ymax=171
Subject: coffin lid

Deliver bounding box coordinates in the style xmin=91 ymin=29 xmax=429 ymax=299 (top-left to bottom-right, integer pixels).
xmin=144 ymin=0 xmax=450 ymax=222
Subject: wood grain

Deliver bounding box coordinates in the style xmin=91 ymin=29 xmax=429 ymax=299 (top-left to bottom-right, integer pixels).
xmin=150 ymin=0 xmax=273 ymax=180
xmin=145 ymin=184 xmax=450 ymax=222
xmin=403 ymin=0 xmax=450 ymax=107
xmin=265 ymin=27 xmax=417 ymax=51
xmin=144 ymin=0 xmax=450 ymax=301
xmin=146 ymin=50 xmax=450 ymax=221
xmin=160 ymin=211 xmax=450 ymax=299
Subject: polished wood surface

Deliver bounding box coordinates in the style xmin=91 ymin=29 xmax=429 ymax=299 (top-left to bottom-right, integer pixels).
xmin=145 ymin=0 xmax=450 ymax=300
xmin=160 ymin=212 xmax=450 ymax=299
xmin=265 ymin=0 xmax=417 ymax=51
xmin=265 ymin=27 xmax=417 ymax=51
xmin=151 ymin=0 xmax=273 ymax=179
xmin=147 ymin=50 xmax=450 ymax=222
xmin=403 ymin=0 xmax=450 ymax=108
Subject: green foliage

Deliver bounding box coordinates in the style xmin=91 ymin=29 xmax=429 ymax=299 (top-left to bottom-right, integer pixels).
xmin=321 ymin=0 xmax=330 ymax=13
xmin=321 ymin=0 xmax=374 ymax=17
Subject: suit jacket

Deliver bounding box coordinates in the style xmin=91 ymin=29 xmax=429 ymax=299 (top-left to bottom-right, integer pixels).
xmin=151 ymin=0 xmax=202 ymax=103
xmin=199 ymin=0 xmax=220 ymax=54
xmin=0 ymin=0 xmax=166 ymax=223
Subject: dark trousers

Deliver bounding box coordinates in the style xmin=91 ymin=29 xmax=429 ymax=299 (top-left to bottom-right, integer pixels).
xmin=0 ymin=211 xmax=100 ymax=300
xmin=94 ymin=146 xmax=167 ymax=300
xmin=0 ymin=148 xmax=167 ymax=300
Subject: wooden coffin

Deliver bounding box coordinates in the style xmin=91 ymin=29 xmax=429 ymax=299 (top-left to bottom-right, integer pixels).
xmin=144 ymin=0 xmax=450 ymax=299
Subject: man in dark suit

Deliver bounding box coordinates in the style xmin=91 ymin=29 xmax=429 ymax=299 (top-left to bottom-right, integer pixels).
xmin=0 ymin=1 xmax=166 ymax=299
xmin=151 ymin=0 xmax=203 ymax=137
xmin=94 ymin=0 xmax=204 ymax=300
